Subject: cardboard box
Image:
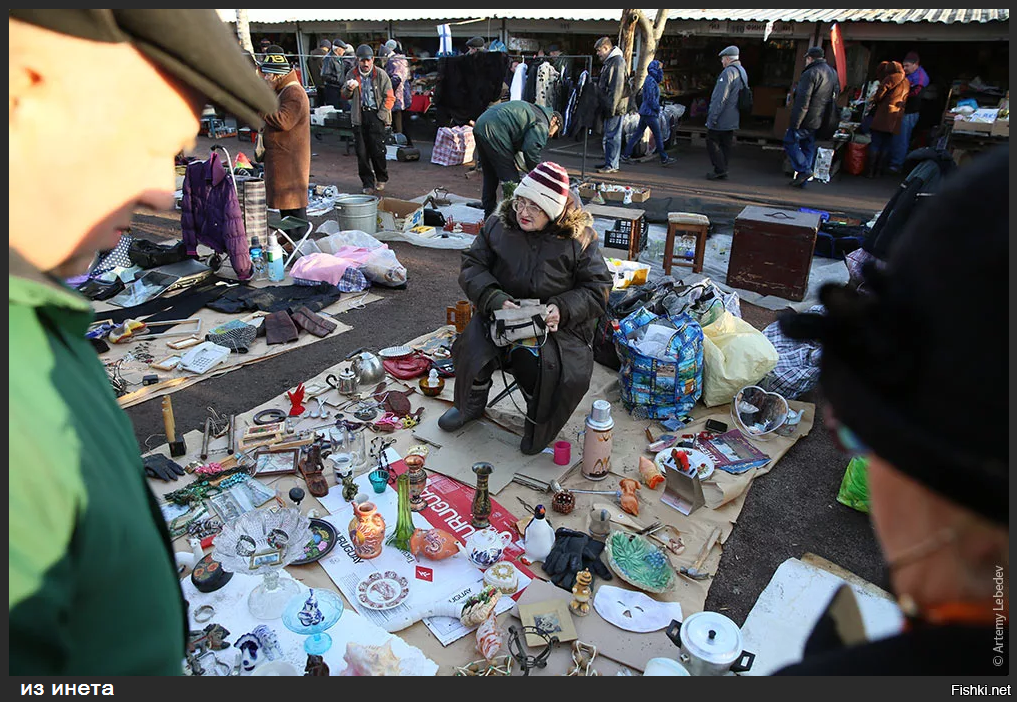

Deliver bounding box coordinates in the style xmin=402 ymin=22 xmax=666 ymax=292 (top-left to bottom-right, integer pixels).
xmin=773 ymin=106 xmax=792 ymax=138
xmin=376 ymin=197 xmax=424 ymax=233
xmin=602 ymin=186 xmax=651 ymax=203
xmin=751 ymin=86 xmax=787 ymax=118
xmin=578 ymin=183 xmax=598 ymax=200
xmin=991 ymin=119 xmax=1009 ymax=138
xmin=953 ymin=119 xmax=994 ymax=135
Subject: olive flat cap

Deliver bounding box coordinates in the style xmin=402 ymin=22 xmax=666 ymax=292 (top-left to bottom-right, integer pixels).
xmin=9 ymin=9 xmax=278 ymax=128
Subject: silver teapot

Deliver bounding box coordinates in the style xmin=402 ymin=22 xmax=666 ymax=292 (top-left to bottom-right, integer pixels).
xmin=345 ymin=349 xmax=385 ymax=387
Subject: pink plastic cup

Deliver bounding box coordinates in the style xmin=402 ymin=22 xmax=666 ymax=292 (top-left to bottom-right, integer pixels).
xmin=553 ymin=441 xmax=572 ymax=466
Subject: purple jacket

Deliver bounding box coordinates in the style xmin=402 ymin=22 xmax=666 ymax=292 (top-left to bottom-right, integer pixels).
xmin=181 ymin=151 xmax=252 ymax=280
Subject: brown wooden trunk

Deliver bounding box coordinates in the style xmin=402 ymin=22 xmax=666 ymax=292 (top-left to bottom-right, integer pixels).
xmin=727 ymin=207 xmax=821 ymax=302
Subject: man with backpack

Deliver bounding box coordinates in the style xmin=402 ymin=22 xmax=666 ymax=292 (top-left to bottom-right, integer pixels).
xmin=705 ymin=46 xmax=751 ymax=181
xmin=785 ymin=46 xmax=840 ymax=188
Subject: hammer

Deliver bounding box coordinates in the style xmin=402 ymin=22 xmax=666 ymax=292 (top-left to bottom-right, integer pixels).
xmin=163 ymin=396 xmax=187 ymax=458
xmin=680 ymin=526 xmax=722 ymax=581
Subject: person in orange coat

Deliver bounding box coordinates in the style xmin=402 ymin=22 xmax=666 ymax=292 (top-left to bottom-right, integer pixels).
xmin=866 ymin=61 xmax=910 ymax=178
xmin=259 ymin=46 xmax=311 ymax=220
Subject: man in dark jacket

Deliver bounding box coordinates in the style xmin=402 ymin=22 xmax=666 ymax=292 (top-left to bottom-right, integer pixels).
xmin=306 ymin=39 xmax=332 ymax=105
xmin=785 ymin=46 xmax=839 ymax=188
xmin=342 ymin=44 xmax=396 ymax=195
xmin=594 ymin=36 xmax=628 ymax=174
xmin=473 ymin=100 xmax=563 ymax=217
xmin=705 ymin=46 xmax=748 ymax=180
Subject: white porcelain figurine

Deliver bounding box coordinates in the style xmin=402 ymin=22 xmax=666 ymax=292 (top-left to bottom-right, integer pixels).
xmin=522 ymin=505 xmax=555 ymax=564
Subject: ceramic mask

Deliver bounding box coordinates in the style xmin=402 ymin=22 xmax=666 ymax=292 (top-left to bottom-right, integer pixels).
xmin=592 ymin=585 xmax=685 ymax=633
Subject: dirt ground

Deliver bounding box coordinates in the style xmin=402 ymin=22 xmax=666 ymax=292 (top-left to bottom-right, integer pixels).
xmin=122 ymin=132 xmax=889 ymax=632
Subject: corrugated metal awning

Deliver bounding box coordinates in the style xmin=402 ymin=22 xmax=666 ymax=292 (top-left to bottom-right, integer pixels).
xmin=216 ymin=8 xmax=1009 ymax=25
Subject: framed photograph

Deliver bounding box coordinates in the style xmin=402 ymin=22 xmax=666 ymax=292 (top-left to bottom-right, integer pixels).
xmin=249 ymin=548 xmax=283 ymax=570
xmin=254 ymin=448 xmax=300 ymax=477
xmin=518 ymin=599 xmax=577 ymax=648
xmin=207 ymin=491 xmax=245 ymax=523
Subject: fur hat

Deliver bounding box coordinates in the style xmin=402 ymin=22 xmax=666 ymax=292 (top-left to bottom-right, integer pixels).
xmin=513 ymin=162 xmax=571 ymax=221
xmin=779 ymin=147 xmax=1009 ymax=524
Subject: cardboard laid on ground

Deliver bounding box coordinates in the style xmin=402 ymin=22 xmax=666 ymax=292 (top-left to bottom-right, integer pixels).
xmin=371 ymin=190 xmax=480 ymax=250
xmin=179 ymin=568 xmax=439 ymax=675
xmin=147 ymin=326 xmax=815 ymax=675
xmin=95 ymin=289 xmax=380 ymax=408
xmin=314 ymin=450 xmax=533 ymax=644
xmin=739 ymin=555 xmax=904 ymax=675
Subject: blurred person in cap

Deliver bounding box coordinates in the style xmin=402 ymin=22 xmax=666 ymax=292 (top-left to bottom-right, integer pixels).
xmin=775 ymin=147 xmax=1009 ymax=675
xmin=467 ymin=36 xmax=487 ymax=54
xmin=888 ymin=51 xmax=931 ymax=174
xmin=257 ymin=36 xmax=272 ymax=61
xmin=784 ymin=46 xmax=839 ymax=188
xmin=439 ymin=162 xmax=611 ymax=456
xmin=382 ymin=38 xmax=413 ymax=146
xmin=259 ymin=46 xmax=311 ymax=221
xmin=471 ymin=100 xmax=563 ymax=218
xmin=320 ymin=38 xmax=350 ymax=108
xmin=8 ymin=9 xmax=277 ymax=675
xmin=306 ymin=38 xmax=333 ymax=105
xmin=342 ymin=44 xmax=395 ymax=195
xmin=705 ymin=46 xmax=748 ymax=180
xmin=621 ymin=60 xmax=676 ymax=167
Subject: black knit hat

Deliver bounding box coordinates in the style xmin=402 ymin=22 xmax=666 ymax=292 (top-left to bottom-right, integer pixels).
xmin=9 ymin=9 xmax=278 ymax=128
xmin=780 ymin=147 xmax=1009 ymax=524
xmin=259 ymin=45 xmax=291 ymax=75
xmin=806 ymin=46 xmax=825 ymax=60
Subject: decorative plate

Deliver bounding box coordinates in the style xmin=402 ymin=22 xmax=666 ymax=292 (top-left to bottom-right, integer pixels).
xmin=604 ymin=531 xmax=675 ymax=594
xmin=655 ymin=447 xmax=715 ymax=481
xmin=290 ymin=518 xmax=339 ymax=566
xmin=378 ymin=345 xmax=414 ymax=359
xmin=356 ymin=571 xmax=410 ymax=610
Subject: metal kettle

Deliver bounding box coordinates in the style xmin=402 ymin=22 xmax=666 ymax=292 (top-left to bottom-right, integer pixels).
xmin=345 ymin=349 xmax=385 ymax=386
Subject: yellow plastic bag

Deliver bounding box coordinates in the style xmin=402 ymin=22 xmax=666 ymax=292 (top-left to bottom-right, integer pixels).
xmin=701 ymin=312 xmax=779 ymax=407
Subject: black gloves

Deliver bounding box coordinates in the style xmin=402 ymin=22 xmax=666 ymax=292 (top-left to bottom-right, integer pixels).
xmin=541 ymin=527 xmax=613 ymax=591
xmin=143 ymin=454 xmax=186 ymax=482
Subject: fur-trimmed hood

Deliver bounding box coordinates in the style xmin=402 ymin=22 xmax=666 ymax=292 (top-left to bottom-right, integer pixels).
xmin=495 ymin=191 xmax=596 ymax=248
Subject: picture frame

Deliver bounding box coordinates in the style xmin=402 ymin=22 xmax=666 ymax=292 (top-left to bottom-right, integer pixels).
xmin=248 ymin=548 xmax=283 ymax=570
xmin=517 ymin=599 xmax=578 ymax=648
xmin=253 ymin=448 xmax=300 ymax=477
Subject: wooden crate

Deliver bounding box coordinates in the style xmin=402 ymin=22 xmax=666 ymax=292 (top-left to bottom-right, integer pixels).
xmin=727 ymin=207 xmax=821 ymax=302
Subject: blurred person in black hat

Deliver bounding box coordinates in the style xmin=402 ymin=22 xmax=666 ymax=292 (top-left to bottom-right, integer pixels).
xmin=8 ymin=9 xmax=277 ymax=675
xmin=342 ymin=44 xmax=395 ymax=195
xmin=259 ymin=46 xmax=310 ymax=221
xmin=775 ymin=147 xmax=1009 ymax=676
xmin=784 ymin=46 xmax=839 ymax=188
xmin=320 ymin=38 xmax=352 ymax=108
xmin=306 ymin=38 xmax=333 ymax=105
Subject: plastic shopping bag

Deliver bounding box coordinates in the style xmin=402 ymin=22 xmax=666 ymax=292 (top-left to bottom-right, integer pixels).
xmin=700 ymin=311 xmax=779 ymax=407
xmin=362 ymin=246 xmax=408 ymax=287
xmin=837 ymin=456 xmax=870 ymax=513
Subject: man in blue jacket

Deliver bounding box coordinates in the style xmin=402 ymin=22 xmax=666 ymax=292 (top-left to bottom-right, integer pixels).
xmin=705 ymin=46 xmax=749 ymax=180
xmin=621 ymin=60 xmax=675 ymax=167
xmin=785 ymin=46 xmax=840 ymax=188
xmin=888 ymin=52 xmax=931 ymax=174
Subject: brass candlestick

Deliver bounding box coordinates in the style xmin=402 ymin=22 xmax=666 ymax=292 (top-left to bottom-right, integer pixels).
xmin=471 ymin=462 xmax=494 ymax=529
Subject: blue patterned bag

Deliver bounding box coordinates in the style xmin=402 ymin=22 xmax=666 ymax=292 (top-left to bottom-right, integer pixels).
xmin=614 ymin=308 xmax=704 ymax=420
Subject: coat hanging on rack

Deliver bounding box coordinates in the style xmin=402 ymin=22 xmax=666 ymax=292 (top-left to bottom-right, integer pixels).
xmin=181 ymin=148 xmax=253 ymax=281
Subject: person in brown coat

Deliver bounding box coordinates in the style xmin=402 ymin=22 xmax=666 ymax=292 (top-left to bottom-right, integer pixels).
xmin=259 ymin=46 xmax=311 ymax=219
xmin=867 ymin=61 xmax=910 ymax=178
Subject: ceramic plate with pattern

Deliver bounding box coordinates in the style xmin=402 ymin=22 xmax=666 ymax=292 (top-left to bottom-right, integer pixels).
xmin=290 ymin=518 xmax=338 ymax=566
xmin=356 ymin=571 xmax=410 ymax=610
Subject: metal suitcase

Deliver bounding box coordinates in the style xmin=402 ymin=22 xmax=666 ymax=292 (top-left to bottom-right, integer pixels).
xmin=727 ymin=207 xmax=821 ymax=302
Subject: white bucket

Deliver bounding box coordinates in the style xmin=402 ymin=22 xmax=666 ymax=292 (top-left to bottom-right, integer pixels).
xmin=335 ymin=195 xmax=379 ymax=235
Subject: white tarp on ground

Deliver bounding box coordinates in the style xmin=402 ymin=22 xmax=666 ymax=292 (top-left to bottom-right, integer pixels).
xmin=738 ymin=556 xmax=904 ymax=675
xmin=589 ymin=219 xmax=850 ymax=312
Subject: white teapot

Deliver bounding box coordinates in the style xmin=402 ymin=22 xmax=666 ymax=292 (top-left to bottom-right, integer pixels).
xmin=463 ymin=527 xmax=512 ymax=570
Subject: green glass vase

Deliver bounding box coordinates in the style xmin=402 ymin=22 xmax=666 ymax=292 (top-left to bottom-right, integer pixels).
xmin=388 ymin=474 xmax=415 ymax=552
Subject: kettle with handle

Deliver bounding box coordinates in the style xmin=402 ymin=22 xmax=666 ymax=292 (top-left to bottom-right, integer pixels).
xmin=345 ymin=348 xmax=385 ymax=387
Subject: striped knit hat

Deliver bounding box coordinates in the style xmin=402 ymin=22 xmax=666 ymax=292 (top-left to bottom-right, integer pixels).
xmin=513 ymin=162 xmax=570 ymax=221
xmin=259 ymin=45 xmax=291 ymax=75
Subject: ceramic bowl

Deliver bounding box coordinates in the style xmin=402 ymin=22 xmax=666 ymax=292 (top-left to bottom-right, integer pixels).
xmin=418 ymin=376 xmax=445 ymax=397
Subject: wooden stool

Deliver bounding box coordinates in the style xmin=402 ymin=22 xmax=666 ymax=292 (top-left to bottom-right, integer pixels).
xmin=664 ymin=212 xmax=710 ymax=276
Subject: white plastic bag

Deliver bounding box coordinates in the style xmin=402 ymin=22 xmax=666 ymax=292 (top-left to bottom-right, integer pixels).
xmin=363 ymin=247 xmax=407 ymax=287
xmin=814 ymin=147 xmax=835 ymax=184
xmin=700 ymin=312 xmax=779 ymax=407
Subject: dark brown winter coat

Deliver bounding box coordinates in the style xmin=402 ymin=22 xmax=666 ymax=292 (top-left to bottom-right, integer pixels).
xmin=870 ymin=62 xmax=910 ymax=135
xmin=262 ymin=73 xmax=310 ymax=210
xmin=452 ymin=193 xmax=612 ymax=452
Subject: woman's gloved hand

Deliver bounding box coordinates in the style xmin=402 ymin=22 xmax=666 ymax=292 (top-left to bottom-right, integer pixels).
xmin=541 ymin=527 xmax=613 ymax=590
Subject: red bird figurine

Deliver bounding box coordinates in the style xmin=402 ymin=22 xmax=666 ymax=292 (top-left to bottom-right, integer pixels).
xmin=286 ymin=383 xmax=307 ymax=417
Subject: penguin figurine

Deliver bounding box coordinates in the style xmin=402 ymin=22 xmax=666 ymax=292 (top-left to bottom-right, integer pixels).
xmin=522 ymin=505 xmax=555 ymax=565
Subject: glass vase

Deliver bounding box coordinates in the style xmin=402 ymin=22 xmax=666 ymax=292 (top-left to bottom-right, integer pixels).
xmin=249 ymin=568 xmax=303 ymax=620
xmin=388 ymin=474 xmax=415 ymax=552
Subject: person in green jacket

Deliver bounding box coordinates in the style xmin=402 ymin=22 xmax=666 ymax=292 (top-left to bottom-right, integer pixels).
xmin=8 ymin=10 xmax=277 ymax=676
xmin=472 ymin=100 xmax=562 ymax=218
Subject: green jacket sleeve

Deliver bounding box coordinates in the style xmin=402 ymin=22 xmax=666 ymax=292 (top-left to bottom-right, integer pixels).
xmin=519 ymin=124 xmax=549 ymax=173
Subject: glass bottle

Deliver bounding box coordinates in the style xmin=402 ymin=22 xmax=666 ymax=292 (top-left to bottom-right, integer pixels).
xmin=405 ymin=453 xmax=428 ymax=512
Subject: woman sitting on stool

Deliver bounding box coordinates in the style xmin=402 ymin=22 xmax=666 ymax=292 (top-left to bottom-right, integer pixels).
xmin=438 ymin=162 xmax=612 ymax=455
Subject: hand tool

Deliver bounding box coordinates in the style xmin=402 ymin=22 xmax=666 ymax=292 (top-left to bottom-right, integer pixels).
xmin=163 ymin=396 xmax=187 ymax=457
xmin=227 ymin=415 xmax=236 ymax=455
xmin=200 ymin=418 xmax=213 ymax=461
xmin=680 ymin=526 xmax=721 ymax=581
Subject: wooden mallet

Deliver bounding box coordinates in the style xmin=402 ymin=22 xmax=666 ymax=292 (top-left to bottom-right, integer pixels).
xmin=163 ymin=396 xmax=187 ymax=457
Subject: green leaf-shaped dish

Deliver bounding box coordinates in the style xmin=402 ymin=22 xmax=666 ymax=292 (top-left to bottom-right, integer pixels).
xmin=604 ymin=530 xmax=675 ymax=594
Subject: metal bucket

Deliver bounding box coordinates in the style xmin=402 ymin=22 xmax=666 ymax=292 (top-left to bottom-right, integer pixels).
xmin=335 ymin=195 xmax=379 ymax=235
